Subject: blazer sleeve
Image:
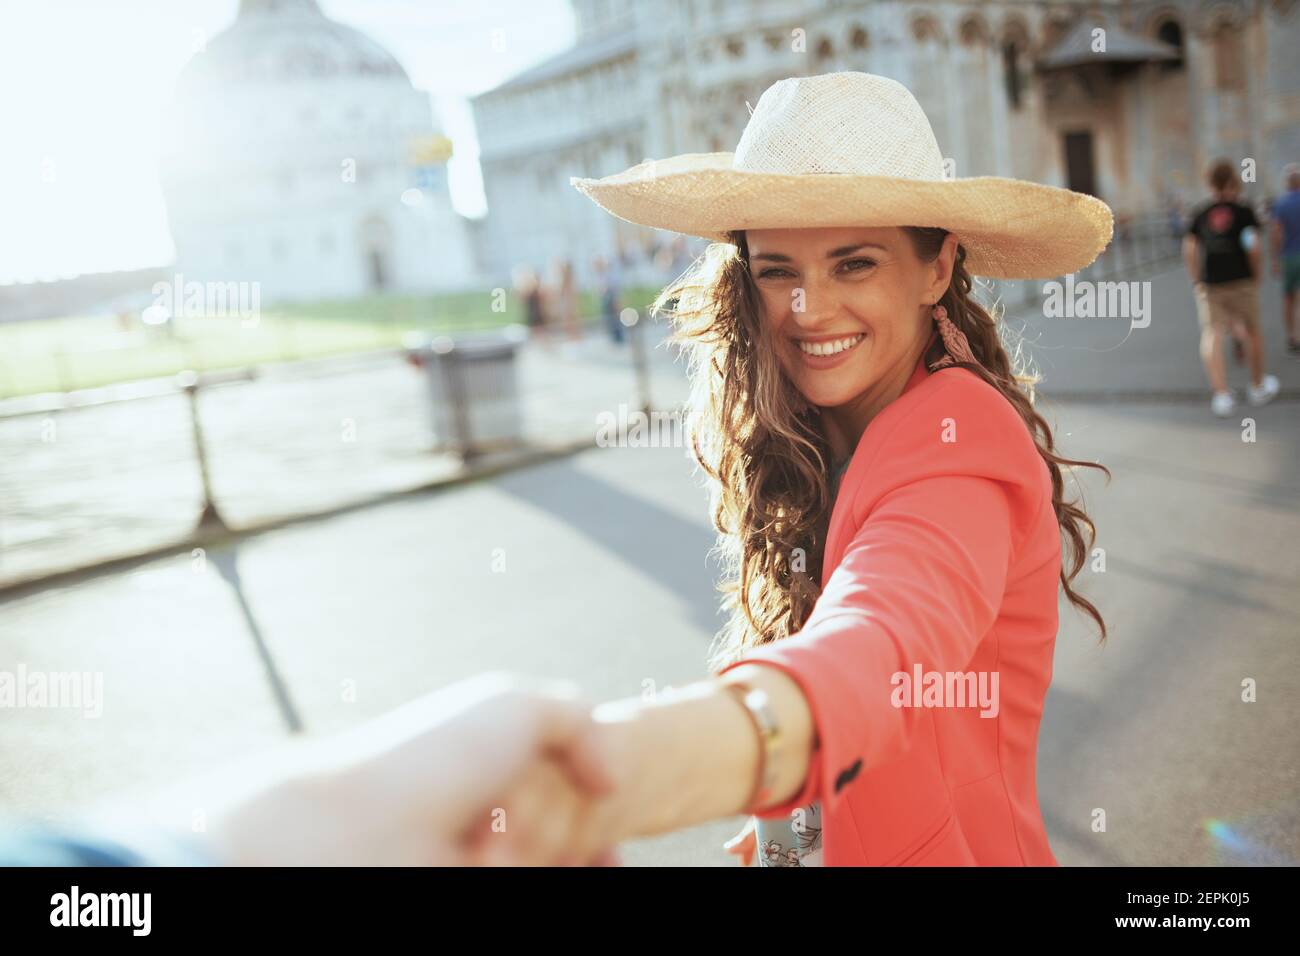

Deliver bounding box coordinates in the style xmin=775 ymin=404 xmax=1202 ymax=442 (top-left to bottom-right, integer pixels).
xmin=718 ymin=376 xmax=1037 ymax=819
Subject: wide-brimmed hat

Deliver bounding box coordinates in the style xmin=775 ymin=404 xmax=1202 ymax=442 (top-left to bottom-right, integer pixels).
xmin=570 ymin=71 xmax=1113 ymax=279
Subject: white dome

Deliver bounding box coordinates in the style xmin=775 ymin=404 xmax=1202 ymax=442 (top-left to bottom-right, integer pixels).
xmin=159 ymin=0 xmax=478 ymax=302
xmin=175 ymin=0 xmax=410 ymax=96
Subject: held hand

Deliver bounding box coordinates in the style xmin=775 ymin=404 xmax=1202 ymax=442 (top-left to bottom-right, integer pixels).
xmin=465 ymin=755 xmax=620 ymax=866
xmin=186 ymin=672 xmax=617 ymax=866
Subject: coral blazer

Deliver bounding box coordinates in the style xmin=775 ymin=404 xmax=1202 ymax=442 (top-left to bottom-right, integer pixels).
xmin=720 ymin=332 xmax=1061 ymax=866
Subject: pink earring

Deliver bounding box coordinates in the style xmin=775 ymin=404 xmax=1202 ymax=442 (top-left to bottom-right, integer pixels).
xmin=929 ymin=304 xmax=977 ymax=369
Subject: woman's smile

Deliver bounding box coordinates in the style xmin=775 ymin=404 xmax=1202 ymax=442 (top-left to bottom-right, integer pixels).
xmin=793 ymin=332 xmax=867 ymax=370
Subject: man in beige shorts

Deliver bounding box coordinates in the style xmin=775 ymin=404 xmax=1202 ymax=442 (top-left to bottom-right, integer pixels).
xmin=1194 ymin=277 xmax=1259 ymax=337
xmin=1184 ymin=160 xmax=1280 ymax=417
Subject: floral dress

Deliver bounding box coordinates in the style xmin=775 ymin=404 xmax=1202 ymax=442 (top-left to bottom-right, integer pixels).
xmin=754 ymin=455 xmax=850 ymax=868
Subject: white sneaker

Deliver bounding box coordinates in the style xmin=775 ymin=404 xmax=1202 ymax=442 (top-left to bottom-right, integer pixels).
xmin=1248 ymin=374 xmax=1280 ymax=406
xmin=1211 ymin=391 xmax=1236 ymax=417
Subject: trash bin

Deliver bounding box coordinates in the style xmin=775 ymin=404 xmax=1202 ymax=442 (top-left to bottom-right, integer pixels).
xmin=404 ymin=324 xmax=527 ymax=458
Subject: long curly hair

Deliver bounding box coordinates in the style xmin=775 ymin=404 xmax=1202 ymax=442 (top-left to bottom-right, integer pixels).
xmin=649 ymin=227 xmax=1110 ymax=672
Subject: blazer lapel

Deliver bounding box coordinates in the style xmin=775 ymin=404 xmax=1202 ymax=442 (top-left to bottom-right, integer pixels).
xmin=820 ymin=330 xmax=938 ymax=586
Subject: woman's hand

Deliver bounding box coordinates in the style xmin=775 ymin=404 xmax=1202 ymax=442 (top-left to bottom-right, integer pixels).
xmin=723 ymin=817 xmax=758 ymax=866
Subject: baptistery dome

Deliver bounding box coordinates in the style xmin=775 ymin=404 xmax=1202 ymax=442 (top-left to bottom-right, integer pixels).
xmin=160 ymin=0 xmax=475 ymax=303
xmin=175 ymin=0 xmax=409 ymax=94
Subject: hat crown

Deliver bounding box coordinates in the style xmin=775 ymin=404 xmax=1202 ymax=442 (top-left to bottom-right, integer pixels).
xmin=732 ymin=72 xmax=946 ymax=182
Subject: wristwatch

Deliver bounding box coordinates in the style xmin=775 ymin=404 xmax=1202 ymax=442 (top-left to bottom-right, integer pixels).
xmin=721 ymin=680 xmax=783 ymax=814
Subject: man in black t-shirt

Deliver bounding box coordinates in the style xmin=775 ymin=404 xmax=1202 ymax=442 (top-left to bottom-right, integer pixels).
xmin=1183 ymin=160 xmax=1280 ymax=416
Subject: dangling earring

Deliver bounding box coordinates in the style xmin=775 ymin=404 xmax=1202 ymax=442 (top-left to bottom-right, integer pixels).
xmin=929 ymin=303 xmax=977 ymax=370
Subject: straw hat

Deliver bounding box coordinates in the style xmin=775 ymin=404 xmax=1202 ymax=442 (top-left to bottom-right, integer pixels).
xmin=570 ymin=71 xmax=1113 ymax=279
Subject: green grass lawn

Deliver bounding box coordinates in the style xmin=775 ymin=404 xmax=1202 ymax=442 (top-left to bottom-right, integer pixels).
xmin=0 ymin=286 xmax=665 ymax=398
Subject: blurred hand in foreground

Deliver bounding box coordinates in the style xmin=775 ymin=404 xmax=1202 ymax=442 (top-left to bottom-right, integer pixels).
xmin=85 ymin=672 xmax=618 ymax=866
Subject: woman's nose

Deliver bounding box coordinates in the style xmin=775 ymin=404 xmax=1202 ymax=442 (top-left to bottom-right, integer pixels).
xmin=788 ymin=280 xmax=841 ymax=327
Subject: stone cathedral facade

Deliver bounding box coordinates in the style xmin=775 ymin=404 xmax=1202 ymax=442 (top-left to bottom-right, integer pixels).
xmin=472 ymin=0 xmax=1300 ymax=284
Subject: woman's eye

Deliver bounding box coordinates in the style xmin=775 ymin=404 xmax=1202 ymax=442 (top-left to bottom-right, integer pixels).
xmin=840 ymin=258 xmax=876 ymax=273
xmin=756 ymin=259 xmax=874 ymax=279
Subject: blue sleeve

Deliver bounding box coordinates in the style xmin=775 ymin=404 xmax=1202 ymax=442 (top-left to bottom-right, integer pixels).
xmin=0 ymin=820 xmax=220 ymax=867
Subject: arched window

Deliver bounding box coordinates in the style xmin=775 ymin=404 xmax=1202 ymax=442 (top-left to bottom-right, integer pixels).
xmin=1042 ymin=17 xmax=1072 ymax=51
xmin=1003 ymin=41 xmax=1024 ymax=109
xmin=1212 ymin=20 xmax=1244 ymax=91
xmin=1002 ymin=18 xmax=1031 ymax=109
xmin=1156 ymin=18 xmax=1185 ymax=70
xmin=959 ymin=15 xmax=988 ymax=47
xmin=850 ymin=26 xmax=869 ymax=50
xmin=912 ymin=16 xmax=942 ymax=44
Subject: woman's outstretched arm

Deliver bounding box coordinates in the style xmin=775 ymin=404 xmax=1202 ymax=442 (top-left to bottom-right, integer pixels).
xmin=567 ymin=663 xmax=816 ymax=856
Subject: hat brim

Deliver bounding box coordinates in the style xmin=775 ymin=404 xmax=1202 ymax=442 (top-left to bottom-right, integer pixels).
xmin=570 ymin=152 xmax=1114 ymax=280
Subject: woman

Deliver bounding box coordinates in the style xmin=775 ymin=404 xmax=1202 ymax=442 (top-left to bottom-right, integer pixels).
xmin=518 ymin=71 xmax=1114 ymax=867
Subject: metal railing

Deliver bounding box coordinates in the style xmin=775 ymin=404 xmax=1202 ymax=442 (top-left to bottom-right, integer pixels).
xmin=0 ymin=309 xmax=679 ymax=590
xmin=985 ymin=208 xmax=1186 ymax=312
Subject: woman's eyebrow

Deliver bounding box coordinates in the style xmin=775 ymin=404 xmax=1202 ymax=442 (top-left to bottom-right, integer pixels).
xmin=752 ymin=242 xmax=888 ymax=263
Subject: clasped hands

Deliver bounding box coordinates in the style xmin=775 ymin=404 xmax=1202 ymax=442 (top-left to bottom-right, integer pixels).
xmin=176 ymin=673 xmax=683 ymax=867
xmin=125 ymin=667 xmax=801 ymax=866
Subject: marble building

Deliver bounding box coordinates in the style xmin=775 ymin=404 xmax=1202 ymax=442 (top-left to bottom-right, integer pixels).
xmin=160 ymin=0 xmax=477 ymax=303
xmin=471 ymin=0 xmax=1300 ymax=285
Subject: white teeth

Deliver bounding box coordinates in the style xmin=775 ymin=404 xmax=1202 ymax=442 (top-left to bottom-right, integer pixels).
xmin=797 ymin=334 xmax=864 ymax=357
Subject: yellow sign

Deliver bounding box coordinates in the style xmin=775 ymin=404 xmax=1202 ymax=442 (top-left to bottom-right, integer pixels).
xmin=410 ymin=134 xmax=453 ymax=164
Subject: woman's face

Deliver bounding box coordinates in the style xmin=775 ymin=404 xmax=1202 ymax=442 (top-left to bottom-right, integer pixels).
xmin=746 ymin=226 xmax=956 ymax=411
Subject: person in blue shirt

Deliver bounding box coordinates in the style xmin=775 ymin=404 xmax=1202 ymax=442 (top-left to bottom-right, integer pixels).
xmin=1269 ymin=163 xmax=1300 ymax=354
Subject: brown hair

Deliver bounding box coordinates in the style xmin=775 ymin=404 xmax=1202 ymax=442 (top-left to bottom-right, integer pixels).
xmin=651 ymin=227 xmax=1110 ymax=671
xmin=1208 ymin=159 xmax=1237 ymax=192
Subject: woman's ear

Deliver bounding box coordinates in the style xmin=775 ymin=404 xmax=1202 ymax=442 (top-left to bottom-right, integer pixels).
xmin=923 ymin=233 xmax=960 ymax=304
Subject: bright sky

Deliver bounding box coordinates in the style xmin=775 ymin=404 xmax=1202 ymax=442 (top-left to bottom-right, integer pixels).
xmin=0 ymin=0 xmax=576 ymax=284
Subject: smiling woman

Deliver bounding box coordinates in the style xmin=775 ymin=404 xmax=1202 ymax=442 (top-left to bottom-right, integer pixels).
xmin=656 ymin=220 xmax=1110 ymax=675
xmin=745 ymin=227 xmax=959 ymax=461
xmin=561 ymin=70 xmax=1115 ymax=867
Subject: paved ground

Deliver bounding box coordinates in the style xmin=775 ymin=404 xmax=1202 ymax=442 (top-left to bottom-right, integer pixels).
xmin=1 ymin=261 xmax=1297 ymax=865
